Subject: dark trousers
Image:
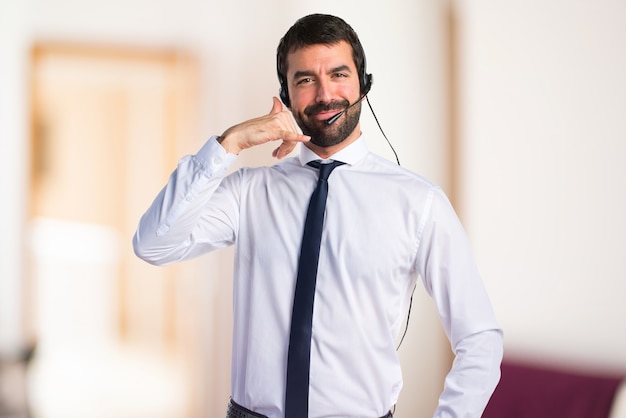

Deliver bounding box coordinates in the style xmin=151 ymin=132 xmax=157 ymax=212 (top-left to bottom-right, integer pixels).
xmin=226 ymin=398 xmax=393 ymax=418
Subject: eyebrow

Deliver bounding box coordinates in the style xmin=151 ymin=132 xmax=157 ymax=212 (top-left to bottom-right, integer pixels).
xmin=292 ymin=65 xmax=353 ymax=81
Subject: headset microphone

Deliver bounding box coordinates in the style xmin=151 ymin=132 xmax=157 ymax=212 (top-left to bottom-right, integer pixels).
xmin=326 ymin=94 xmax=367 ymax=125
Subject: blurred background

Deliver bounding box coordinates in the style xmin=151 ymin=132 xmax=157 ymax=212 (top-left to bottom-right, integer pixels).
xmin=0 ymin=0 xmax=625 ymax=417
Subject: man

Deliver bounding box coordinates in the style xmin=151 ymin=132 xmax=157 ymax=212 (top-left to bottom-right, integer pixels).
xmin=133 ymin=14 xmax=503 ymax=418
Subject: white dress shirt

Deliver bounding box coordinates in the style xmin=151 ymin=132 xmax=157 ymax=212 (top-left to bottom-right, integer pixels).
xmin=133 ymin=135 xmax=503 ymax=418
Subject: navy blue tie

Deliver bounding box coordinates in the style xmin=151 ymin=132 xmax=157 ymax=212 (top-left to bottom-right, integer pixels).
xmin=285 ymin=160 xmax=344 ymax=418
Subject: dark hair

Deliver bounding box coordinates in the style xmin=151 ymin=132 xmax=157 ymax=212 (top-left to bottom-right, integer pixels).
xmin=276 ymin=14 xmax=369 ymax=107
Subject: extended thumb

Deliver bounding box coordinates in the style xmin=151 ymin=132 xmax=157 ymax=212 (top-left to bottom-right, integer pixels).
xmin=270 ymin=96 xmax=283 ymax=114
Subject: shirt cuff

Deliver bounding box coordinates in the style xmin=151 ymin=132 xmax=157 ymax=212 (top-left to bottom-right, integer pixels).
xmin=194 ymin=135 xmax=238 ymax=176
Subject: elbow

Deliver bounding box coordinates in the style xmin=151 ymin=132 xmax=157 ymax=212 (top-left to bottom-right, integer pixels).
xmin=132 ymin=230 xmax=168 ymax=266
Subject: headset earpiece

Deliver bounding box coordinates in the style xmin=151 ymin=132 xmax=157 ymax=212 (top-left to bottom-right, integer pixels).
xmin=361 ymin=72 xmax=373 ymax=96
xmin=279 ymin=74 xmax=290 ymax=107
xmin=359 ymin=44 xmax=372 ymax=96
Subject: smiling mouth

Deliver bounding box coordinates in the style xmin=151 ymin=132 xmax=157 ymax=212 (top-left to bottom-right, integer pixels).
xmin=304 ymin=101 xmax=348 ymax=120
xmin=314 ymin=110 xmax=341 ymax=121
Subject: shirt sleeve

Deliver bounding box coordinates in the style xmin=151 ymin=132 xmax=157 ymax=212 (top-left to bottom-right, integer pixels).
xmin=415 ymin=187 xmax=503 ymax=417
xmin=435 ymin=330 xmax=503 ymax=417
xmin=132 ymin=135 xmax=239 ymax=265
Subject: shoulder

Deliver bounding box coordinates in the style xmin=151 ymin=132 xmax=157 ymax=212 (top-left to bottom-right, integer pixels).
xmin=358 ymin=152 xmax=441 ymax=192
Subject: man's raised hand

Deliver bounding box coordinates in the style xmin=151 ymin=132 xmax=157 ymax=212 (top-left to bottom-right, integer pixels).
xmin=218 ymin=97 xmax=310 ymax=158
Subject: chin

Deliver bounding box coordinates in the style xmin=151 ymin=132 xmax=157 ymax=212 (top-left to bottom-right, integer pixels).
xmin=301 ymin=110 xmax=360 ymax=148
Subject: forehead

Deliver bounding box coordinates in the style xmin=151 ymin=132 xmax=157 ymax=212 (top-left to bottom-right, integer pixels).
xmin=285 ymin=41 xmax=356 ymax=77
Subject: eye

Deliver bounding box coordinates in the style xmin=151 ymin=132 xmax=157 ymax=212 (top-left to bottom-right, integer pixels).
xmin=332 ymin=71 xmax=351 ymax=80
xmin=297 ymin=77 xmax=313 ymax=85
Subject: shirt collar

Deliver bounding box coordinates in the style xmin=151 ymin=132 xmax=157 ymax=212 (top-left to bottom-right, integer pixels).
xmin=298 ymin=134 xmax=369 ymax=167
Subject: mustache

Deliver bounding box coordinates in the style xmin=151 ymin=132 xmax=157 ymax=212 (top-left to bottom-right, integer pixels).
xmin=304 ymin=100 xmax=350 ymax=116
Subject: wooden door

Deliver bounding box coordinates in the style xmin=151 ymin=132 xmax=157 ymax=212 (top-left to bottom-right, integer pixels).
xmin=28 ymin=43 xmax=199 ymax=418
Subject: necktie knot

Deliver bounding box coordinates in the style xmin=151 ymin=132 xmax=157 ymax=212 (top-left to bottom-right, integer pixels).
xmin=307 ymin=160 xmax=345 ymax=181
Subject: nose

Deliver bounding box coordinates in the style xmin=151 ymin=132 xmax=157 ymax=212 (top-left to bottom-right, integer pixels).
xmin=315 ymin=78 xmax=332 ymax=103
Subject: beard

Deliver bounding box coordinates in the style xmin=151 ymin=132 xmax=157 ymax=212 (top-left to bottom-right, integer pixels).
xmin=293 ymin=100 xmax=362 ymax=148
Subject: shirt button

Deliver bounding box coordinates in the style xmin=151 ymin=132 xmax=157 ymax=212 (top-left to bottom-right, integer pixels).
xmin=212 ymin=156 xmax=223 ymax=165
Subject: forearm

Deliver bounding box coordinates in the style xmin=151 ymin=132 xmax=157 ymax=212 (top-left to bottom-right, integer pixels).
xmin=133 ymin=136 xmax=238 ymax=265
xmin=434 ymin=329 xmax=503 ymax=418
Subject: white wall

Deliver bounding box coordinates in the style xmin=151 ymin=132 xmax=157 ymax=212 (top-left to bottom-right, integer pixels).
xmin=0 ymin=0 xmax=30 ymax=352
xmin=456 ymin=0 xmax=626 ymax=371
